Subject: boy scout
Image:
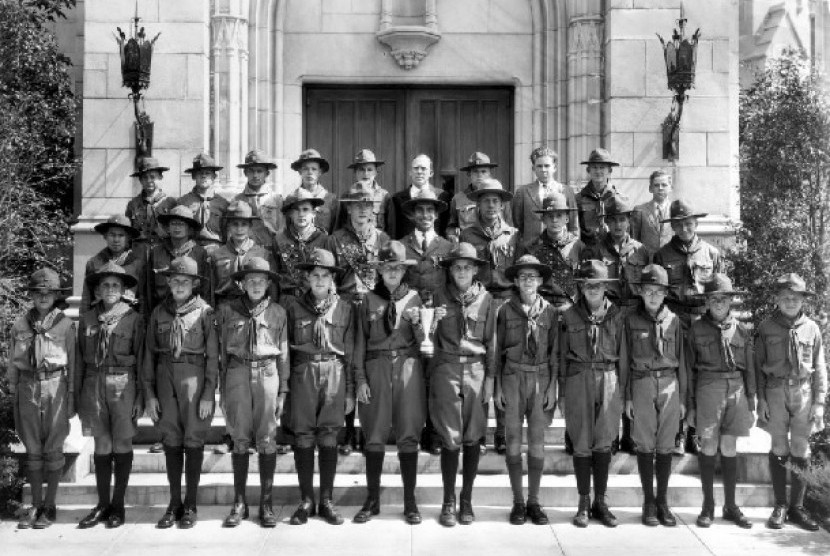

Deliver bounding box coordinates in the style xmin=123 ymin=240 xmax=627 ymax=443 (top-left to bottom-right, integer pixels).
xmin=574 ymin=148 xmax=620 ymax=245
xmin=232 ymin=149 xmax=283 ymax=248
xmin=287 ymin=249 xmax=356 ymax=526
xmin=353 ymin=242 xmax=426 ymax=524
xmin=685 ymin=274 xmax=754 ymax=529
xmin=81 ymin=215 xmax=145 ymax=315
xmin=77 ymin=263 xmax=145 ymax=529
xmin=125 ymin=156 xmax=176 ymax=259
xmin=431 ymin=243 xmax=497 ymax=526
xmin=216 ymin=257 xmax=289 ymax=528
xmin=143 ymin=256 xmax=219 ymax=529
xmin=10 ymin=269 xmax=75 ymax=529
xmin=756 ymin=273 xmax=826 ymax=532
xmin=289 ymin=149 xmax=339 ymax=234
xmin=177 ymin=153 xmax=228 ymax=253
xmin=494 ymin=255 xmax=557 ymax=526
xmin=513 ymin=147 xmax=578 ymax=248
xmin=553 ymin=260 xmax=623 ymax=528
xmin=447 ymin=152 xmax=511 ymax=239
xmin=336 ymin=149 xmax=393 ymax=233
xmin=620 ymin=264 xmax=685 ymax=527
xmin=400 ymin=188 xmax=453 ymax=305
xmin=149 ymin=205 xmax=211 ymax=309
xmin=631 ymin=170 xmax=673 ymax=257
xmin=654 ymin=199 xmax=721 ymax=455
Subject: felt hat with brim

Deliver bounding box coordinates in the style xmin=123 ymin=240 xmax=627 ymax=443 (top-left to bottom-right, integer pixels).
xmin=27 ymin=268 xmax=71 ymax=295
xmin=580 ymin=148 xmax=619 ymax=167
xmin=340 ymin=181 xmax=375 ymax=203
xmin=231 ymin=256 xmax=279 ymax=282
xmin=93 ymin=214 xmax=141 ymax=238
xmin=237 ymin=149 xmax=277 ymax=170
xmin=460 ymin=151 xmax=498 ymax=172
xmin=157 ymin=205 xmax=203 ymax=231
xmin=281 ymin=187 xmax=326 ymax=213
xmin=374 ymin=241 xmax=417 ymax=267
xmin=295 ymin=248 xmax=343 ymax=276
xmin=185 ymin=153 xmax=223 ymax=174
xmin=439 ymin=242 xmax=487 ymax=268
xmin=348 ymin=149 xmax=385 ymax=169
xmin=223 ymin=200 xmax=258 ymax=221
xmin=157 ymin=256 xmax=204 ymax=281
xmin=130 ymin=156 xmax=170 ymax=177
xmin=291 ymin=149 xmax=330 ymax=173
xmin=575 ymin=259 xmax=618 ymax=283
xmin=86 ymin=262 xmax=139 ymax=289
xmin=634 ymin=264 xmax=670 ymax=288
xmin=505 ymin=254 xmax=553 ymax=281
xmin=604 ymin=195 xmax=635 ymax=217
xmin=533 ymin=192 xmax=570 ymax=214
xmin=699 ymin=273 xmax=747 ymax=297
xmin=402 ymin=187 xmax=448 ymax=214
xmin=660 ymin=199 xmax=707 ymax=223
xmin=773 ymin=273 xmax=815 ymax=297
xmin=467 ymin=178 xmax=513 ymax=202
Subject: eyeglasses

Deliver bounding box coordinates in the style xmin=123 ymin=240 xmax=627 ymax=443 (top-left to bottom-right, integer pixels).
xmin=516 ymin=274 xmax=541 ymax=282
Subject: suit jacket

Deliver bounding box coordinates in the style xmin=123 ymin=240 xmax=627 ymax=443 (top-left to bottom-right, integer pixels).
xmin=401 ymin=231 xmax=453 ymax=302
xmin=512 ymin=180 xmax=578 ymax=248
xmin=390 ymin=185 xmax=451 ymax=239
xmin=631 ymin=199 xmax=673 ymax=257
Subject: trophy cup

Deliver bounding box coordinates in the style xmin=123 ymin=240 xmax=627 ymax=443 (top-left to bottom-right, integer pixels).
xmin=419 ymin=307 xmax=436 ymax=357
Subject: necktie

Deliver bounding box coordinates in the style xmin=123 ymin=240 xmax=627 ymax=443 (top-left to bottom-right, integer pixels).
xmin=421 ymin=234 xmax=428 ymax=252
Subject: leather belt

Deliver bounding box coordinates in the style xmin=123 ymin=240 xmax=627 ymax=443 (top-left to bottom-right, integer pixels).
xmin=230 ymin=355 xmax=277 ymax=369
xmin=505 ymin=361 xmax=548 ymax=373
xmin=438 ymin=354 xmax=483 ymax=365
xmin=26 ymin=367 xmax=66 ymax=380
xmin=765 ymin=375 xmax=810 ymax=388
xmin=159 ymin=353 xmax=205 ymax=365
xmin=89 ymin=365 xmax=134 ymax=375
xmin=697 ymin=370 xmax=743 ymax=381
xmin=366 ymin=348 xmax=417 ymax=360
xmin=564 ymin=362 xmax=617 ymax=378
xmin=293 ymin=352 xmax=340 ymax=364
xmin=632 ymin=368 xmax=677 ymax=379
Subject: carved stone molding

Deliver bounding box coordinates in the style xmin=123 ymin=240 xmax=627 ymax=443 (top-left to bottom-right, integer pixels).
xmin=376 ymin=0 xmax=441 ymax=70
xmin=568 ymin=15 xmax=603 ymax=57
xmin=212 ymin=14 xmax=248 ymax=58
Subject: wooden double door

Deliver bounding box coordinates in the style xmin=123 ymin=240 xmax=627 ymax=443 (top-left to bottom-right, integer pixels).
xmin=303 ymin=86 xmax=514 ymax=198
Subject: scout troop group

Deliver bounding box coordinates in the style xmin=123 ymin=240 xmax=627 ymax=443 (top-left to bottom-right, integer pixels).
xmin=8 ymin=145 xmax=826 ymax=535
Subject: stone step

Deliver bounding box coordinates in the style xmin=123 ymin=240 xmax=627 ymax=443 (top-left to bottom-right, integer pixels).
xmin=29 ymin=473 xmax=776 ymax=507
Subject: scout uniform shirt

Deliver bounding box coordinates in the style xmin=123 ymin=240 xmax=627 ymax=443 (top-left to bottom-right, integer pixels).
xmin=328 ymin=225 xmax=391 ymax=300
xmin=232 ymin=184 xmax=284 ymax=248
xmin=289 ymin=184 xmax=339 ymax=235
xmin=77 ymin=302 xmax=145 ymax=438
xmin=654 ymin=236 xmax=721 ymax=317
xmin=401 ymin=230 xmax=452 ymax=303
xmin=581 ymin=234 xmax=650 ymax=306
xmin=272 ymin=225 xmax=330 ymax=300
xmin=81 ymin=248 xmax=145 ymax=315
xmin=336 ymin=180 xmax=393 ymax=234
xmin=147 ymin=239 xmax=211 ymax=309
xmin=210 ymin=238 xmax=276 ymax=304
xmin=459 ymin=218 xmax=520 ymax=298
xmin=9 ymin=308 xmax=76 ymax=470
xmin=125 ymin=189 xmax=176 ymax=249
xmin=574 ymin=182 xmax=618 ymax=244
xmin=142 ymin=296 xmax=220 ymax=448
xmin=518 ymin=229 xmax=584 ymax=305
xmin=512 ymin=180 xmax=578 ymax=247
xmin=177 ymin=189 xmax=230 ymax=249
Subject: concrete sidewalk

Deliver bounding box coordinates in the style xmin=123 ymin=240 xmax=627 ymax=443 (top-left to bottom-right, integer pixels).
xmin=2 ymin=505 xmax=829 ymax=556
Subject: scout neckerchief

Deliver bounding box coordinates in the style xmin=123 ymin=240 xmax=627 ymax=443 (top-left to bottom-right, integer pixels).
xmin=104 ymin=247 xmax=134 ymax=267
xmin=373 ymin=281 xmax=411 ymax=334
xmin=772 ymin=309 xmax=807 ymax=375
xmin=164 ymin=238 xmax=196 ymax=260
xmin=479 ymin=217 xmax=514 ymax=270
xmin=243 ymin=184 xmax=268 ymax=216
xmin=95 ymin=301 xmax=132 ymax=367
xmin=639 ymin=302 xmax=672 ymax=357
xmin=448 ymin=280 xmax=485 ymax=339
xmin=507 ymin=294 xmax=545 ymax=358
xmin=194 ymin=190 xmax=214 ymax=227
xmin=541 ymin=228 xmax=576 ymax=250
xmin=165 ymin=295 xmax=203 ymax=358
xmin=288 ymin=221 xmax=317 ymax=244
xmin=703 ymin=312 xmax=737 ymax=371
xmin=576 ymin=297 xmax=611 ymax=357
xmin=235 ymin=295 xmax=271 ymax=358
xmin=300 ymin=289 xmax=338 ymax=348
xmin=227 ymin=237 xmax=256 ymax=273
xmin=140 ymin=189 xmax=167 ymax=236
xmin=341 ymin=224 xmax=380 ymax=291
xmin=25 ymin=307 xmax=64 ymax=370
xmin=668 ymin=234 xmax=700 ymax=256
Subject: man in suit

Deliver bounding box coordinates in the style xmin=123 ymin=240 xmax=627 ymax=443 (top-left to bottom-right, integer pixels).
xmin=631 ymin=170 xmax=673 ymax=257
xmin=513 ymin=147 xmax=578 ymax=249
xmin=391 ymin=154 xmax=451 ymax=239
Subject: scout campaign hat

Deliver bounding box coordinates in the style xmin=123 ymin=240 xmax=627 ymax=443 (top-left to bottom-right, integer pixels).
xmin=86 ymin=261 xmax=139 ymax=289
xmin=281 ymin=187 xmax=326 ymax=213
xmin=375 ymin=241 xmax=417 ymax=268
xmin=699 ymin=273 xmax=747 ymax=297
xmin=402 ymin=187 xmax=448 ymax=215
xmin=130 ymin=156 xmax=170 ymax=177
xmin=184 ymin=153 xmax=223 ymax=174
xmin=223 ymin=200 xmax=258 ymax=222
xmin=348 ymin=149 xmax=385 ymax=169
xmin=634 ymin=264 xmax=670 ymax=287
xmin=505 ymin=254 xmax=553 ymax=281
xmin=439 ymin=242 xmax=487 ymax=268
xmin=604 ymin=194 xmax=635 ymax=217
xmin=158 ymin=256 xmax=204 ymax=281
xmin=773 ymin=273 xmax=815 ymax=297
xmin=237 ymin=149 xmax=277 ymax=170
xmin=660 ymin=199 xmax=707 ymax=223
xmin=580 ymin=148 xmax=619 ymax=167
xmin=27 ymin=268 xmax=71 ymax=295
xmin=467 ymin=178 xmax=513 ymax=202
xmin=296 ymin=248 xmax=343 ymax=276
xmin=575 ymin=259 xmax=619 ymax=283
xmin=93 ymin=214 xmax=141 ymax=239
xmin=157 ymin=204 xmax=203 ymax=231
xmin=340 ymin=181 xmax=375 ymax=203
xmin=231 ymin=256 xmax=279 ymax=282
xmin=460 ymin=151 xmax=498 ymax=172
xmin=291 ymin=148 xmax=330 ymax=173
xmin=533 ymin=191 xmax=570 ymax=214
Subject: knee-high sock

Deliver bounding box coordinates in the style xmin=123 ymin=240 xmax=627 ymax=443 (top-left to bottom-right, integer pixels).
xmin=318 ymin=446 xmax=338 ymax=502
xmin=293 ymin=447 xmax=315 ymax=502
xmin=655 ymin=453 xmax=673 ymax=505
xmin=231 ymin=452 xmax=250 ymax=504
xmin=527 ymin=456 xmax=545 ymax=505
xmin=720 ymin=455 xmax=738 ymax=508
xmin=789 ymin=456 xmax=809 ymax=508
xmin=506 ymin=455 xmax=524 ymax=504
xmin=93 ymin=454 xmax=112 ymax=508
xmin=698 ymin=454 xmax=716 ymax=508
xmin=398 ymin=451 xmax=418 ymax=504
xmin=440 ymin=448 xmax=459 ymax=502
xmin=460 ymin=444 xmax=481 ymax=502
xmin=111 ymin=452 xmax=134 ymax=509
xmin=44 ymin=468 xmax=62 ymax=507
xmin=27 ymin=463 xmax=43 ymax=508
xmin=636 ymin=452 xmax=655 ymax=504
xmin=258 ymin=452 xmax=277 ymax=505
xmin=573 ymin=456 xmax=592 ymax=497
xmin=768 ymin=452 xmax=789 ymax=507
xmin=592 ymin=451 xmax=611 ymax=497
xmin=164 ymin=446 xmax=184 ymax=506
xmin=364 ymin=451 xmax=384 ymax=500
xmin=183 ymin=447 xmax=203 ymax=508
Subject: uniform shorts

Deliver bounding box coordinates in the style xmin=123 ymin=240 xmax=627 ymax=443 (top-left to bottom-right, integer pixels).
xmin=80 ymin=371 xmax=138 ymax=439
xmin=157 ymin=359 xmax=213 ymax=449
xmin=562 ymin=368 xmax=622 ymax=457
xmin=15 ymin=373 xmax=70 ymax=471
xmin=631 ymin=373 xmax=681 ymax=455
xmin=501 ymin=365 xmax=554 ymax=453
xmin=695 ymin=376 xmax=753 ymax=440
xmin=224 ymin=359 xmax=281 ymax=455
xmin=429 ymin=358 xmax=487 ymax=451
xmin=760 ymin=380 xmax=813 ymax=439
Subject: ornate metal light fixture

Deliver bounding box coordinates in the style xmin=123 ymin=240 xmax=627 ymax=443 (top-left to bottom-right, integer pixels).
xmin=115 ymin=3 xmax=160 ymax=164
xmin=657 ymin=6 xmax=700 ymax=160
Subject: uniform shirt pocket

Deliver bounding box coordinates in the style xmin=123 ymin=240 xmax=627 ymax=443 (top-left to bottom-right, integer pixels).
xmin=292 ymin=319 xmax=314 ymax=345
xmin=13 ymin=331 xmax=34 ymax=360
xmin=764 ymin=334 xmax=787 ymax=363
